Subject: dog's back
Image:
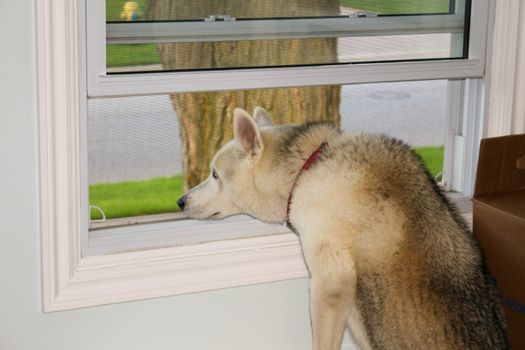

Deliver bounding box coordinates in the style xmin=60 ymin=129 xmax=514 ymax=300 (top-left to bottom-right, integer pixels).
xmin=321 ymin=133 xmax=508 ymax=349
xmin=179 ymin=111 xmax=509 ymax=349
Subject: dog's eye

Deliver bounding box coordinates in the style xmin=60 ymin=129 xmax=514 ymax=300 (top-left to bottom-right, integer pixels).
xmin=212 ymin=169 xmax=219 ymax=180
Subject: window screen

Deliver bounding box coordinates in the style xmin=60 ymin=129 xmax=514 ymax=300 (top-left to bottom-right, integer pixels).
xmin=88 ymin=80 xmax=447 ymax=227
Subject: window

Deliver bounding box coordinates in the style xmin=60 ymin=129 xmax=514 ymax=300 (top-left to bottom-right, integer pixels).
xmin=38 ymin=0 xmax=491 ymax=311
xmin=87 ymin=0 xmax=483 ymax=96
xmin=87 ymin=80 xmax=452 ymax=255
xmin=86 ymin=0 xmax=482 ymax=247
xmin=103 ymin=0 xmax=467 ymax=73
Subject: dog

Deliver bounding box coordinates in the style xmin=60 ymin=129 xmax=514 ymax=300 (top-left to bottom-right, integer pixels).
xmin=177 ymin=107 xmax=508 ymax=350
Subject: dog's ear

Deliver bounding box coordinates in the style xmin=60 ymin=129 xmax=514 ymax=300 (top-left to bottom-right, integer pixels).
xmin=253 ymin=106 xmax=273 ymax=127
xmin=233 ymin=108 xmax=263 ymax=162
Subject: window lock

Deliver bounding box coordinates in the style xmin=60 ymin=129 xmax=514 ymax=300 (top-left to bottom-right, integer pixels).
xmin=349 ymin=11 xmax=378 ymax=18
xmin=205 ymin=15 xmax=236 ymax=22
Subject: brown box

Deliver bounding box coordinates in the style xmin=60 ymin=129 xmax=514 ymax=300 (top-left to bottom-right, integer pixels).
xmin=473 ymin=133 xmax=525 ymax=349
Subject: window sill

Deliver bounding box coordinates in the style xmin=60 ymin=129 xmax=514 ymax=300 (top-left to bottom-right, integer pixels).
xmin=89 ymin=211 xmax=187 ymax=230
xmin=66 ymin=194 xmax=470 ymax=311
xmin=88 ymin=215 xmax=291 ymax=255
xmin=48 ymin=232 xmax=307 ymax=311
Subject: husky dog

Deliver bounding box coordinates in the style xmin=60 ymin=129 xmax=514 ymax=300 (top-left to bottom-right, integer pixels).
xmin=177 ymin=107 xmax=508 ymax=350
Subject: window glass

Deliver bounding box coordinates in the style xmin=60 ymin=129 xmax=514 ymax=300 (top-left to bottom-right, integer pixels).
xmin=108 ymin=0 xmax=455 ymax=22
xmin=88 ymin=80 xmax=447 ymax=227
xmin=107 ymin=34 xmax=455 ymax=73
xmin=105 ymin=0 xmax=467 ymax=73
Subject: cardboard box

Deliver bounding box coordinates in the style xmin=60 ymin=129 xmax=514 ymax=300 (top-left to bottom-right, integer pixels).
xmin=473 ymin=133 xmax=525 ymax=349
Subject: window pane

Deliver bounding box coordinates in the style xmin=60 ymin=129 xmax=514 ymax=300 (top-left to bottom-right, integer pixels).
xmin=107 ymin=34 xmax=454 ymax=73
xmin=88 ymin=80 xmax=447 ymax=228
xmin=107 ymin=0 xmax=454 ymax=22
xmin=105 ymin=0 xmax=468 ymax=73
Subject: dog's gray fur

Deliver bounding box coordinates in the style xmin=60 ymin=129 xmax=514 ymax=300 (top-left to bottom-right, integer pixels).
xmin=178 ymin=107 xmax=508 ymax=350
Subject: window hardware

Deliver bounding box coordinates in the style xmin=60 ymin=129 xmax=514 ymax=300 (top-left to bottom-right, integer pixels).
xmin=205 ymin=15 xmax=236 ymax=22
xmin=349 ymin=11 xmax=378 ymax=18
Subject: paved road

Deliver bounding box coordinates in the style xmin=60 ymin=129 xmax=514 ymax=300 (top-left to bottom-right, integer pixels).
xmin=88 ymin=79 xmax=447 ymax=184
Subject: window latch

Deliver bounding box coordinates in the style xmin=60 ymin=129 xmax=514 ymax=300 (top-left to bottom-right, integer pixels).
xmin=349 ymin=11 xmax=378 ymax=18
xmin=205 ymin=15 xmax=236 ymax=22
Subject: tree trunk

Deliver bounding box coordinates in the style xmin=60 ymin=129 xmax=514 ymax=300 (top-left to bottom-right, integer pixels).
xmin=147 ymin=0 xmax=341 ymax=189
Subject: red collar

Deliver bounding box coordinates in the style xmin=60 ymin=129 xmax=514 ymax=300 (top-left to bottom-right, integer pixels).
xmin=286 ymin=142 xmax=327 ymax=223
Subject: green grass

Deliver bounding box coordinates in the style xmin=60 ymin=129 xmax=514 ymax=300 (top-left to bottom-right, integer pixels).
xmin=89 ymin=146 xmax=443 ymax=220
xmin=106 ymin=0 xmax=160 ymax=67
xmin=339 ymin=0 xmax=451 ymax=14
xmin=415 ymin=146 xmax=444 ymax=178
xmin=89 ymin=175 xmax=184 ymax=220
xmin=106 ymin=44 xmax=160 ymax=67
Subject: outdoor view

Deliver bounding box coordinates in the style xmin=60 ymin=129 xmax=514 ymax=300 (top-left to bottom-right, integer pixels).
xmin=106 ymin=0 xmax=461 ymax=73
xmin=89 ymin=0 xmax=459 ymax=226
xmin=88 ymin=81 xmax=447 ymax=224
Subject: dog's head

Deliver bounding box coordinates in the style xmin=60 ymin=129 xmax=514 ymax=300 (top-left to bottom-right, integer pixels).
xmin=177 ymin=106 xmax=284 ymax=223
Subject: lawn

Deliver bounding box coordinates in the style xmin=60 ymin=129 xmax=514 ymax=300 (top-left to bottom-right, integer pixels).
xmin=339 ymin=0 xmax=451 ymax=14
xmin=90 ymin=175 xmax=184 ymax=220
xmin=106 ymin=44 xmax=160 ymax=67
xmin=415 ymin=146 xmax=444 ymax=178
xmin=106 ymin=0 xmax=161 ymax=67
xmin=89 ymin=146 xmax=444 ymax=220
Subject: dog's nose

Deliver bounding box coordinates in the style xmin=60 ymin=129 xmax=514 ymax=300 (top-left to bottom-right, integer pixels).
xmin=177 ymin=196 xmax=186 ymax=210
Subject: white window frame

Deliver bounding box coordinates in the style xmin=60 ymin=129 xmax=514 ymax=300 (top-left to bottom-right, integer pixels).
xmin=39 ymin=0 xmax=494 ymax=312
xmin=86 ymin=0 xmax=485 ymax=97
xmin=105 ymin=15 xmax=466 ymax=44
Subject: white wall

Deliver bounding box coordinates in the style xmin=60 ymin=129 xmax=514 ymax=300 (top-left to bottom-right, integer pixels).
xmin=0 ymin=1 xmax=318 ymax=349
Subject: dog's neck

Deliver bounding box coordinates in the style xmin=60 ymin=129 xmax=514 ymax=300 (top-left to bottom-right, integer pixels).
xmin=286 ymin=142 xmax=327 ymax=224
xmin=277 ymin=122 xmax=340 ymax=224
xmin=277 ymin=122 xmax=338 ymax=172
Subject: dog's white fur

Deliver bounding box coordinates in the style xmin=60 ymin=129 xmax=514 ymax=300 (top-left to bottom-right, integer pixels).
xmin=180 ymin=107 xmax=508 ymax=350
